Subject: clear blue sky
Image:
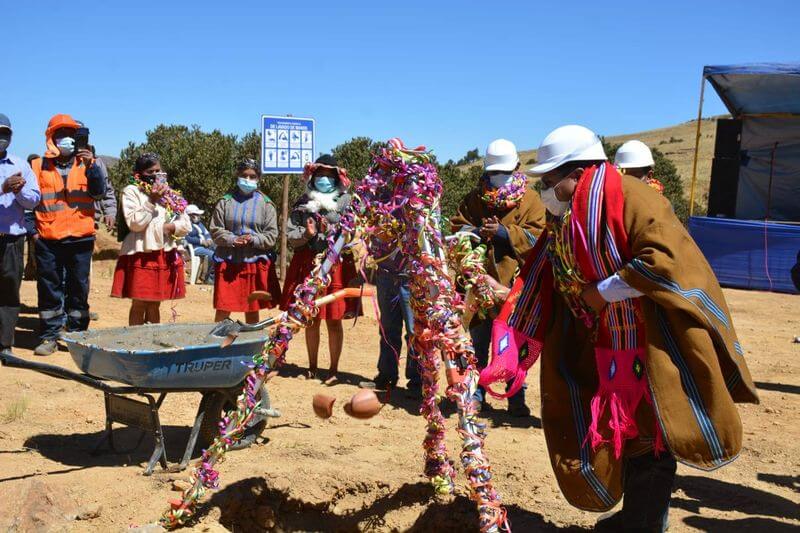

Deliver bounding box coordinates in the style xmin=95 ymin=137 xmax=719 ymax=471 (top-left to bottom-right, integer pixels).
xmin=4 ymin=0 xmax=799 ymax=164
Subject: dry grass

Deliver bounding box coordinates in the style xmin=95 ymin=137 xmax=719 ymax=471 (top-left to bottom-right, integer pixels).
xmin=1 ymin=397 xmax=29 ymax=424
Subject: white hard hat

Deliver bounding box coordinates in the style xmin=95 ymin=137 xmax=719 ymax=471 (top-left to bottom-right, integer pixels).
xmin=614 ymin=140 xmax=655 ymax=169
xmin=484 ymin=138 xmax=519 ymax=172
xmin=185 ymin=204 xmax=204 ymax=216
xmin=528 ymin=125 xmax=607 ymax=174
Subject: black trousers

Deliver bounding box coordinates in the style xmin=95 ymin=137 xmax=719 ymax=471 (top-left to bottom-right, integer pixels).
xmin=0 ymin=235 xmax=24 ymax=349
xmin=622 ymin=453 xmax=677 ymax=531
xmin=35 ymin=238 xmax=93 ymax=341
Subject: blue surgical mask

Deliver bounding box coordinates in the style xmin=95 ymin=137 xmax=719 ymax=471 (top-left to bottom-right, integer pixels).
xmin=314 ymin=175 xmax=336 ymax=193
xmin=56 ymin=137 xmax=75 ymax=155
xmin=237 ymin=177 xmax=258 ymax=194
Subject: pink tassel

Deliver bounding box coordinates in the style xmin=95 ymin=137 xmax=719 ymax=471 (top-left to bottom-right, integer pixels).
xmin=588 ymin=395 xmax=607 ymax=450
xmin=587 ymin=390 xmax=641 ymax=459
xmin=608 ymin=395 xmax=625 ymax=457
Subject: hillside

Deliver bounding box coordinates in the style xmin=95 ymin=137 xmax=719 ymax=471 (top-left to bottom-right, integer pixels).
xmin=98 ymin=154 xmax=119 ymax=169
xmin=461 ymin=117 xmax=728 ymax=203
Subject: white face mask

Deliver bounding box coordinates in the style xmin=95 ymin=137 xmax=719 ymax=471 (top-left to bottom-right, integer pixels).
xmin=56 ymin=137 xmax=75 ymax=156
xmin=541 ymin=187 xmax=570 ymax=217
xmin=488 ymin=173 xmax=513 ymax=188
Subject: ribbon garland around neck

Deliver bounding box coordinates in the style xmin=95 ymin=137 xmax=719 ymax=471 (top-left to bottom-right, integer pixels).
xmin=480 ymin=171 xmax=528 ymax=210
xmin=130 ymin=174 xmax=189 ymax=216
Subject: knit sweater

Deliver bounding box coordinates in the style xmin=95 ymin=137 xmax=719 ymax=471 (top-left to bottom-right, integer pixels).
xmin=210 ymin=190 xmax=278 ymax=263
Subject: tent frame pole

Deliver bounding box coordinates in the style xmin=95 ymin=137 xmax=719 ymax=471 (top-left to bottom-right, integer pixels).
xmin=689 ymin=73 xmax=707 ymax=216
xmin=765 ymin=142 xmax=778 ymax=221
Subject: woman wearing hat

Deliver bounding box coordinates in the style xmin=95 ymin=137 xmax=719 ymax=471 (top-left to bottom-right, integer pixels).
xmin=210 ymin=159 xmax=281 ymax=324
xmin=281 ymin=154 xmax=359 ymax=384
xmin=111 ymin=153 xmax=191 ymax=325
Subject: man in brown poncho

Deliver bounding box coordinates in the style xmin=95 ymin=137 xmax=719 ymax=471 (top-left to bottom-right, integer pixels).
xmin=486 ymin=125 xmax=758 ymax=531
xmin=450 ymin=138 xmax=546 ymax=416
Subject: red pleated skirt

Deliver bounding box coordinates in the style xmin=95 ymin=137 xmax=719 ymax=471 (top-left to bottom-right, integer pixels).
xmin=280 ymin=247 xmax=362 ymax=320
xmin=214 ymin=259 xmax=282 ymax=312
xmin=111 ymin=249 xmax=186 ymax=302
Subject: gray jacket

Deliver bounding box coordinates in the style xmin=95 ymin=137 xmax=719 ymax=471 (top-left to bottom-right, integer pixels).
xmin=93 ymin=159 xmax=117 ymax=222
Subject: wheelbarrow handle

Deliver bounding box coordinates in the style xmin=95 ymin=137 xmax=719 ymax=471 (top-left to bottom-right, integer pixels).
xmin=0 ymin=352 xmax=135 ymax=394
xmin=247 ymin=286 xmax=374 ymax=305
xmin=239 ymin=287 xmax=374 ymax=332
xmin=214 ymin=286 xmax=376 ymax=343
xmin=313 ymin=287 xmax=374 ymax=308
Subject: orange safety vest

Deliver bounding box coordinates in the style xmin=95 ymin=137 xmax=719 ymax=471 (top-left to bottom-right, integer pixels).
xmin=32 ymin=158 xmax=96 ymax=240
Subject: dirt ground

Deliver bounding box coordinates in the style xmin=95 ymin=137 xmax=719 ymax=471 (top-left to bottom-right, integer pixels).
xmin=0 ymin=259 xmax=798 ymax=532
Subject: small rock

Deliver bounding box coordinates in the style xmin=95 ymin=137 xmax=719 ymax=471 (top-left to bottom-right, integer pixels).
xmin=171 ymin=479 xmax=192 ymax=492
xmin=85 ymin=417 xmax=94 ymax=424
xmin=74 ymin=503 xmax=102 ymax=520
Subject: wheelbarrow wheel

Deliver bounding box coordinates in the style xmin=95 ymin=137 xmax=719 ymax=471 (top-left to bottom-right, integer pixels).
xmin=198 ymin=386 xmax=268 ymax=450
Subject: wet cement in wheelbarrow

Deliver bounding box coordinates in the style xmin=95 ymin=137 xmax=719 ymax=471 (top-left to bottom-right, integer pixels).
xmin=79 ymin=323 xmax=269 ymax=352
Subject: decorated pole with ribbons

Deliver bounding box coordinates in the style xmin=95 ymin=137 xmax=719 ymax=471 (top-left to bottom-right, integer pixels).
xmin=160 ymin=138 xmax=508 ymax=532
xmin=361 ymin=139 xmax=507 ymax=531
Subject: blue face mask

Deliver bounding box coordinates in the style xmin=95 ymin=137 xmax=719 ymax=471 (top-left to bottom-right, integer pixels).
xmin=237 ymin=177 xmax=258 ymax=194
xmin=314 ymin=175 xmax=336 ymax=193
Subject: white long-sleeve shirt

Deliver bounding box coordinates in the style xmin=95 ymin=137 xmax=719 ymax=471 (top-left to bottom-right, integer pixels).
xmin=118 ymin=184 xmax=190 ymax=256
xmin=596 ymin=272 xmax=644 ymax=302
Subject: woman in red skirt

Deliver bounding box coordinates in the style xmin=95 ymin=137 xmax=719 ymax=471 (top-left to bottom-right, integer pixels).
xmin=112 ymin=153 xmax=191 ymax=325
xmin=281 ymin=154 xmax=360 ymax=385
xmin=210 ymin=159 xmax=281 ymax=324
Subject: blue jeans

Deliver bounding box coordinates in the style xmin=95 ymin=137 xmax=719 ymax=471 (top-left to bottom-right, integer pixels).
xmin=193 ymin=245 xmax=216 ymax=281
xmin=35 ymin=238 xmax=94 ymax=341
xmin=470 ymin=316 xmax=527 ymax=408
xmin=376 ymin=270 xmax=420 ymax=386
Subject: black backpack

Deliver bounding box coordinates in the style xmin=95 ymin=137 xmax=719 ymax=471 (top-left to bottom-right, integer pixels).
xmin=116 ymin=196 xmax=130 ymax=242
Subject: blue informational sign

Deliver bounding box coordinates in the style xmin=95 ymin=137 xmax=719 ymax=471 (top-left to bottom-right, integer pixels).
xmin=261 ymin=115 xmax=315 ymax=174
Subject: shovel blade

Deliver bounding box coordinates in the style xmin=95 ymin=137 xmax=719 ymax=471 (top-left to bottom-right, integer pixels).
xmin=207 ymin=318 xmax=242 ymax=339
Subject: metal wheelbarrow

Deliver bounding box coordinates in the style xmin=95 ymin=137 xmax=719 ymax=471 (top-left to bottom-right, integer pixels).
xmin=0 ymin=287 xmax=372 ymax=476
xmin=0 ymin=322 xmax=278 ymax=475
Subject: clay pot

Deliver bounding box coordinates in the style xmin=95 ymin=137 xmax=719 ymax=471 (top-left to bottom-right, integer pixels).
xmin=343 ymin=389 xmax=384 ymax=419
xmin=312 ymin=394 xmax=336 ymax=419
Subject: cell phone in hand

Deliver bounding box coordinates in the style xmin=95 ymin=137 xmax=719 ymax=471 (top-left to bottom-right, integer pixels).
xmin=75 ymin=127 xmax=90 ymax=151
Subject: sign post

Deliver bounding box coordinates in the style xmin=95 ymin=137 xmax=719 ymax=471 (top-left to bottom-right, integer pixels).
xmin=261 ymin=115 xmax=315 ymax=279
